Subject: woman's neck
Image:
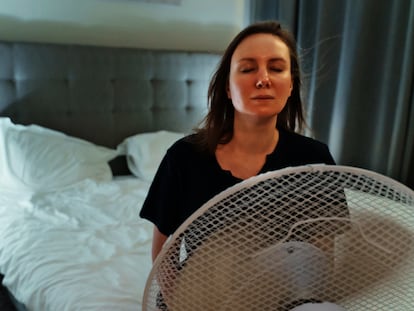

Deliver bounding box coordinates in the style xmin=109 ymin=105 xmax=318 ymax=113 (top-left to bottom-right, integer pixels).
xmin=215 ymin=124 xmax=279 ymax=179
xmin=229 ymin=119 xmax=279 ymax=155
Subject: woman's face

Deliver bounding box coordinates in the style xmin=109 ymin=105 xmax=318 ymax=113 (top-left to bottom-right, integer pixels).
xmin=227 ymin=33 xmax=293 ymax=123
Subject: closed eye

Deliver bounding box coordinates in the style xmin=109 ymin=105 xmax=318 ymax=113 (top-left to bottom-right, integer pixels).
xmin=240 ymin=67 xmax=255 ymax=73
xmin=270 ymin=67 xmax=284 ymax=72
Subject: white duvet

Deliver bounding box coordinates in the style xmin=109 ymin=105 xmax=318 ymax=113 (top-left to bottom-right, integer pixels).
xmin=0 ymin=177 xmax=153 ymax=311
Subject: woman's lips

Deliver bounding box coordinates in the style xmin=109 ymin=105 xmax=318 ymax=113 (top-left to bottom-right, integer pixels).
xmin=251 ymin=95 xmax=274 ymax=99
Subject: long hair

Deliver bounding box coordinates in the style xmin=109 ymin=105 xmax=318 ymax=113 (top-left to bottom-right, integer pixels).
xmin=193 ymin=20 xmax=306 ymax=154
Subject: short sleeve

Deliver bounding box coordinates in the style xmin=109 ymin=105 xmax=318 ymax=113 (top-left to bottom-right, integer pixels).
xmin=139 ymin=148 xmax=181 ymax=236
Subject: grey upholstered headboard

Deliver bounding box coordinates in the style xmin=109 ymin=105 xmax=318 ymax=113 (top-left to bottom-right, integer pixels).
xmin=0 ymin=41 xmax=221 ymax=149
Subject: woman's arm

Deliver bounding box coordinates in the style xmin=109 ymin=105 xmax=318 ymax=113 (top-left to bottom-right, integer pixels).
xmin=152 ymin=226 xmax=168 ymax=263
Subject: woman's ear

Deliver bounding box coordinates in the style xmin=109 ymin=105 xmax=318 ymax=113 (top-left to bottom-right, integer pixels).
xmin=226 ymin=83 xmax=231 ymax=99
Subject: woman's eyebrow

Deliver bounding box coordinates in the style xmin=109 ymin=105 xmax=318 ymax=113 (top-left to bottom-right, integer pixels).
xmin=268 ymin=57 xmax=288 ymax=63
xmin=237 ymin=58 xmax=255 ymax=63
xmin=237 ymin=57 xmax=288 ymax=63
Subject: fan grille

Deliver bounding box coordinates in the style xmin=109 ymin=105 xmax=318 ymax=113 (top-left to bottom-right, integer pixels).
xmin=143 ymin=165 xmax=414 ymax=310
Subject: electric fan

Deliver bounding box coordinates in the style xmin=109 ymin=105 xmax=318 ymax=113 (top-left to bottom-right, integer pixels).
xmin=142 ymin=164 xmax=414 ymax=310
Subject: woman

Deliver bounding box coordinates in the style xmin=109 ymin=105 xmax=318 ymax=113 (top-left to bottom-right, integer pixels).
xmin=140 ymin=20 xmax=337 ymax=262
xmin=141 ymin=20 xmax=348 ymax=311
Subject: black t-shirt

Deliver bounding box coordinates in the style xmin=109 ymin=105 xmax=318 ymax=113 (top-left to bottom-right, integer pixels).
xmin=140 ymin=129 xmax=337 ymax=236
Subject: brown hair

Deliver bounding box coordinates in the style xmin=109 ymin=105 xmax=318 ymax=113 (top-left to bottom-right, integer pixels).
xmin=193 ymin=20 xmax=306 ymax=153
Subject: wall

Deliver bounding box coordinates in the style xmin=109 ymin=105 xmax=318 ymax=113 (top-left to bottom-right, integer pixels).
xmin=0 ymin=0 xmax=250 ymax=51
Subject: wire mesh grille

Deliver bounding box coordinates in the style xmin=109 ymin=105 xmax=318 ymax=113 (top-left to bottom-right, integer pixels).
xmin=142 ymin=165 xmax=414 ymax=310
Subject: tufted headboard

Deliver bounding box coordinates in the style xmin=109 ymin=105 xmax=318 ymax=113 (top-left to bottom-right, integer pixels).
xmin=0 ymin=41 xmax=222 ymax=149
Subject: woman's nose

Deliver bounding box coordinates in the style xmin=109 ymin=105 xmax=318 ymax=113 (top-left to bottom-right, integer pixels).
xmin=256 ymin=71 xmax=271 ymax=88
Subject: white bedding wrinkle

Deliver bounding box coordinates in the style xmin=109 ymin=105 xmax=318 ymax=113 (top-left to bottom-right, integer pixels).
xmin=0 ymin=177 xmax=153 ymax=311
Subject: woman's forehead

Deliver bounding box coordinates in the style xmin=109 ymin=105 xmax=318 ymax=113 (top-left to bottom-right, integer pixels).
xmin=232 ymin=33 xmax=290 ymax=62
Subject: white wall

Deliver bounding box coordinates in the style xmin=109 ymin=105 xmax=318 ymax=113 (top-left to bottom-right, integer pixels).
xmin=0 ymin=0 xmax=250 ymax=51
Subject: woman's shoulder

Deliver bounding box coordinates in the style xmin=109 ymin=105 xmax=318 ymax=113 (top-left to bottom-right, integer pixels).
xmin=280 ymin=129 xmax=329 ymax=149
xmin=166 ymin=133 xmax=209 ymax=159
xmin=278 ymin=129 xmax=335 ymax=164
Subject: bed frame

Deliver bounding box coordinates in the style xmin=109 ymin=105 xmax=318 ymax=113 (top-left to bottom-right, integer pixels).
xmin=0 ymin=39 xmax=221 ymax=310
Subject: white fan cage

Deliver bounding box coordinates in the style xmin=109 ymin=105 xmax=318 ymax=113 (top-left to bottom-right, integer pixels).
xmin=143 ymin=164 xmax=414 ymax=310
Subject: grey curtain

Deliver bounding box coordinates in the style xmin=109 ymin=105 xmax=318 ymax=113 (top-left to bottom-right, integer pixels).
xmin=251 ymin=0 xmax=414 ymax=189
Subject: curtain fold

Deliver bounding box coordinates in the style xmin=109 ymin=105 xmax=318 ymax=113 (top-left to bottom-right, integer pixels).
xmin=251 ymin=0 xmax=414 ymax=189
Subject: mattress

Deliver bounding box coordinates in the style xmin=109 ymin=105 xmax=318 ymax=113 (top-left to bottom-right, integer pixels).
xmin=0 ymin=176 xmax=153 ymax=311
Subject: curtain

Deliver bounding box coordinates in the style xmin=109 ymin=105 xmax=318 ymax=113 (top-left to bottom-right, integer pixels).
xmin=251 ymin=0 xmax=414 ymax=189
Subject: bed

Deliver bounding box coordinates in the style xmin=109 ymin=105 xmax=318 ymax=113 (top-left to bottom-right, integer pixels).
xmin=0 ymin=40 xmax=221 ymax=311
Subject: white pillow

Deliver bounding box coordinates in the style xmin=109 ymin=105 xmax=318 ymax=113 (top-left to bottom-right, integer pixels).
xmin=0 ymin=118 xmax=119 ymax=192
xmin=119 ymin=130 xmax=184 ymax=182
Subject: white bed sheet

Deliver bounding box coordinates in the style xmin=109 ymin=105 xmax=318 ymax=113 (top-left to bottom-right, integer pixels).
xmin=0 ymin=177 xmax=153 ymax=311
